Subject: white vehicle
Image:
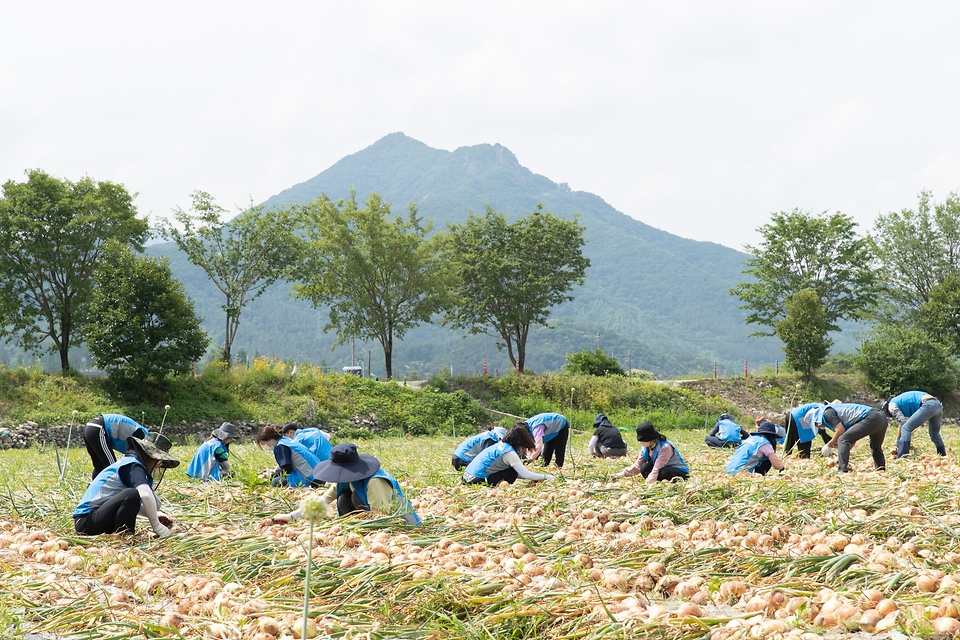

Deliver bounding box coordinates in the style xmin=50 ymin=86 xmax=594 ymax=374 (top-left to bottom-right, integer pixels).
xmin=342 ymin=366 xmax=363 ymax=376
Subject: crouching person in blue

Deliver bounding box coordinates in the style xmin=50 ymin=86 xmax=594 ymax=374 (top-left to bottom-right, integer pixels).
xmin=256 ymin=425 xmax=326 ymax=487
xmin=452 ymin=426 xmax=507 ymax=470
xmin=463 ymin=426 xmax=556 ymax=485
xmin=588 ymin=414 xmax=628 ymax=458
xmin=74 ymin=434 xmax=179 ymax=537
xmin=725 ymin=422 xmax=785 ymax=476
xmin=615 ymin=423 xmax=689 ymax=483
xmin=814 ymin=402 xmax=888 ymax=473
xmin=705 ymin=414 xmax=750 ymax=448
xmin=886 ymin=391 xmax=945 ymax=458
xmin=187 ymin=422 xmax=235 ymax=481
xmin=271 ymin=443 xmax=421 ymax=526
xmin=82 ymin=413 xmax=148 ymax=479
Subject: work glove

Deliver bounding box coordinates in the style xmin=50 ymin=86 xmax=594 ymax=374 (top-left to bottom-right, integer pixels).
xmin=821 ymin=444 xmax=836 ymax=457
xmin=152 ymin=523 xmax=172 ymax=538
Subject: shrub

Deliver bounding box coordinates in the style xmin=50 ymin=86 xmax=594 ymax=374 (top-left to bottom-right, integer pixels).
xmin=565 ymin=349 xmax=624 ymax=376
xmin=854 ymin=325 xmax=960 ymax=397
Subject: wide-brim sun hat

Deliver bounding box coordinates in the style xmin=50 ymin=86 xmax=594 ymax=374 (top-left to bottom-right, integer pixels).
xmin=212 ymin=422 xmax=236 ymax=441
xmin=311 ymin=442 xmax=380 ymax=483
xmin=754 ymin=421 xmax=779 ymax=437
xmin=635 ymin=423 xmax=661 ymax=443
xmin=129 ymin=434 xmax=180 ymax=468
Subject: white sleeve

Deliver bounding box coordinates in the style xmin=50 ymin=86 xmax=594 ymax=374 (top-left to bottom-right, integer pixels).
xmin=503 ymin=450 xmax=549 ymax=481
xmin=588 ymin=436 xmax=600 ymax=455
xmin=889 ymin=402 xmax=908 ymax=425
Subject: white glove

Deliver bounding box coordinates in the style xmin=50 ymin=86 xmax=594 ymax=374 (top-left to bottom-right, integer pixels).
xmin=542 ymin=474 xmax=556 ymax=481
xmin=821 ymin=444 xmax=835 ymax=457
xmin=152 ymin=523 xmax=172 ymax=538
xmin=613 ymin=470 xmax=626 ymax=478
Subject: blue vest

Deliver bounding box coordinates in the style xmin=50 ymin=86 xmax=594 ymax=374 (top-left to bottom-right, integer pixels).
xmin=526 ymin=413 xmax=567 ymax=443
xmin=102 ymin=414 xmax=147 ymax=452
xmin=336 ymin=469 xmax=421 ymax=525
xmin=890 ymin=391 xmax=925 ymax=417
xmin=453 ymin=431 xmax=500 ymax=462
xmin=277 ymin=436 xmax=321 ymax=487
xmin=641 ymin=439 xmax=689 ymax=474
xmin=716 ymin=419 xmax=743 ymax=443
xmin=790 ymin=402 xmax=823 ymax=443
xmin=187 ymin=437 xmax=226 ymax=481
xmin=726 ymin=435 xmax=771 ymax=475
xmin=464 ymin=442 xmax=517 ymax=479
xmin=293 ymin=428 xmax=332 ymax=462
xmin=814 ymin=403 xmax=871 ymax=428
xmin=74 ymin=457 xmax=155 ymax=516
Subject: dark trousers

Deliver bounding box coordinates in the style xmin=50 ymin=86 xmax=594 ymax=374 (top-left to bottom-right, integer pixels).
xmin=336 ymin=489 xmax=367 ymax=514
xmin=783 ymin=413 xmax=830 ymax=458
xmin=837 ymin=410 xmax=888 ymax=472
xmin=451 ymin=455 xmax=469 ymax=470
xmin=542 ymin=428 xmax=569 ymax=468
xmin=464 ymin=467 xmax=520 ymax=486
xmin=83 ymin=423 xmax=115 ymax=479
xmin=752 ymin=459 xmax=773 ymax=476
xmin=704 ymin=436 xmax=739 ymax=448
xmin=638 ymin=461 xmax=689 ymax=482
xmin=74 ymin=487 xmax=141 ymax=535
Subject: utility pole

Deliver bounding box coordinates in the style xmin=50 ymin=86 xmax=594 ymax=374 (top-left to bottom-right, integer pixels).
xmin=352 ymin=338 xmax=356 ymax=367
xmin=628 ymin=348 xmax=632 ymax=376
xmin=596 ymin=332 xmax=600 ymax=350
xmin=367 ymin=350 xmax=371 ymax=378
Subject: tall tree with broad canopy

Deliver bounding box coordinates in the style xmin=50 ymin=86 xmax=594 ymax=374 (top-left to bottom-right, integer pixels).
xmin=731 ymin=209 xmax=878 ymax=335
xmin=291 ymin=192 xmax=448 ymax=380
xmin=871 ymin=190 xmax=960 ymax=313
xmin=443 ymin=205 xmax=589 ymax=373
xmin=0 ymin=170 xmax=148 ymax=371
xmin=159 ymin=191 xmax=299 ymax=366
xmin=86 ymin=243 xmax=209 ymax=390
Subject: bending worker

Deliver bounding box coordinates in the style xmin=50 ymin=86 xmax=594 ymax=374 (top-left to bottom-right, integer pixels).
xmin=462 ymin=426 xmax=556 ymax=485
xmin=271 ymin=443 xmax=421 ymax=525
xmin=452 ymin=426 xmax=507 ymax=470
xmin=705 ymin=413 xmax=750 ymax=448
xmin=814 ymin=401 xmax=888 ymax=473
xmin=523 ymin=412 xmax=569 ymax=468
xmin=588 ymin=413 xmax=628 ymax=458
xmin=82 ymin=413 xmax=148 ymax=479
xmin=886 ymin=391 xmax=944 ymax=458
xmin=726 ymin=421 xmax=785 ymax=475
xmin=187 ymin=422 xmax=236 ymax=481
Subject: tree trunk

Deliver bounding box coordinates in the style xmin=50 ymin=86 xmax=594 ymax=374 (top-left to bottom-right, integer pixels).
xmin=384 ymin=345 xmax=393 ymax=380
xmin=59 ymin=312 xmax=71 ymax=371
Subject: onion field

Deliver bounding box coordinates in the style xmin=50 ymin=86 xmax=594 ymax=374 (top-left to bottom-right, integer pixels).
xmin=1 ymin=427 xmax=959 ymax=640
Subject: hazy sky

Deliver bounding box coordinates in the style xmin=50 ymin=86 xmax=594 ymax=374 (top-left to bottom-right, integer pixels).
xmin=2 ymin=2 xmax=959 ymax=251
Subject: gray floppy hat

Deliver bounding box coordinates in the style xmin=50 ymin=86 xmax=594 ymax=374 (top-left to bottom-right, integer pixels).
xmin=311 ymin=442 xmax=380 ymax=483
xmin=130 ymin=433 xmax=180 ymax=468
xmin=212 ymin=422 xmax=236 ymax=441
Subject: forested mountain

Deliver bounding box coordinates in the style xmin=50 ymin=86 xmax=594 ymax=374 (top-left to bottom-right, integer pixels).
xmin=144 ymin=132 xmax=796 ymax=378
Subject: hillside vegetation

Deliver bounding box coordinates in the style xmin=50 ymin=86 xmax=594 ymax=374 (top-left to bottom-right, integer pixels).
xmin=0 ymin=359 xmax=892 ymax=440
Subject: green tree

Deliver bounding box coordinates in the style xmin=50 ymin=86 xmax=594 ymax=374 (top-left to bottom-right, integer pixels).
xmin=731 ymin=209 xmax=878 ymax=335
xmin=774 ymin=288 xmax=832 ymax=380
xmin=919 ymin=273 xmax=960 ymax=356
xmin=872 ymin=190 xmax=960 ymax=312
xmin=444 ymin=205 xmax=589 ymax=372
xmin=854 ymin=325 xmax=960 ymax=398
xmin=86 ymin=244 xmax=209 ymax=390
xmin=292 ymin=192 xmax=448 ymax=380
xmin=565 ymin=349 xmax=624 ymax=376
xmin=159 ymin=191 xmax=299 ymax=366
xmin=0 ymin=170 xmax=148 ymax=371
